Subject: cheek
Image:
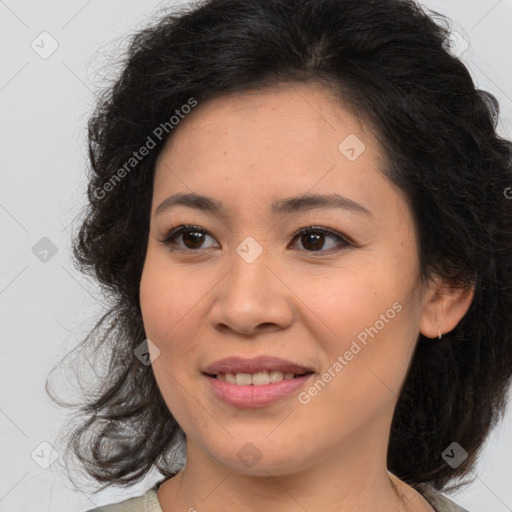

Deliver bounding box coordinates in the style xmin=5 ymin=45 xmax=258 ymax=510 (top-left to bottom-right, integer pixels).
xmin=291 ymin=260 xmax=401 ymax=344
xmin=140 ymin=249 xmax=206 ymax=345
xmin=139 ymin=256 xmax=206 ymax=427
xmin=292 ymin=259 xmax=418 ymax=392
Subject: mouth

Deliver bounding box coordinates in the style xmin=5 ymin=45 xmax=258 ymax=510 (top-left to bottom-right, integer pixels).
xmin=206 ymin=370 xmax=314 ymax=385
xmin=201 ymin=356 xmax=316 ymax=408
xmin=202 ymin=355 xmax=315 ymax=376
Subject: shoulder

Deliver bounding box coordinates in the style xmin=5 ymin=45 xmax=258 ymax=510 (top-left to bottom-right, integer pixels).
xmin=414 ymin=483 xmax=470 ymax=512
xmin=84 ymin=488 xmax=162 ymax=512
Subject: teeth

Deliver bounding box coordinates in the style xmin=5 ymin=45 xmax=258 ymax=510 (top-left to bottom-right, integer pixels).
xmin=235 ymin=373 xmax=252 ymax=385
xmin=225 ymin=373 xmax=236 ymax=384
xmin=269 ymin=370 xmax=284 ymax=382
xmin=215 ymin=370 xmax=303 ymax=385
xmin=252 ymin=371 xmax=270 ymax=385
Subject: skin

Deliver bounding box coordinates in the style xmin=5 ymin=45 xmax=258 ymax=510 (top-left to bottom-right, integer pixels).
xmin=139 ymin=82 xmax=474 ymax=512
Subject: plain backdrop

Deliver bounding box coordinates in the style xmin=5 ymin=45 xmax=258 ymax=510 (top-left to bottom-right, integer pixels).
xmin=1 ymin=0 xmax=512 ymax=510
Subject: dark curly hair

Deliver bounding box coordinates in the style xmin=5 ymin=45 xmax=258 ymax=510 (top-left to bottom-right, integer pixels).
xmin=59 ymin=0 xmax=512 ymax=493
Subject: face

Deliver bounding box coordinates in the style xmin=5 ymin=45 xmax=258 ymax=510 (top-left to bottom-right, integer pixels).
xmin=140 ymin=82 xmax=431 ymax=476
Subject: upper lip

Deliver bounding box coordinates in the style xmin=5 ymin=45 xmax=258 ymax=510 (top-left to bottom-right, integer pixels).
xmin=202 ymin=356 xmax=314 ymax=375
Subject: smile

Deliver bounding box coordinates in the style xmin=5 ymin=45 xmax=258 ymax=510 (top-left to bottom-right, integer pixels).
xmin=214 ymin=370 xmax=311 ymax=385
xmin=204 ymin=372 xmax=314 ymax=408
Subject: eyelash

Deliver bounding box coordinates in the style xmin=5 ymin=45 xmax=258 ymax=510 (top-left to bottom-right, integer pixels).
xmin=160 ymin=224 xmax=354 ymax=254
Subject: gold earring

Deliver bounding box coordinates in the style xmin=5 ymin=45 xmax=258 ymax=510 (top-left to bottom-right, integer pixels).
xmin=438 ymin=329 xmax=442 ymax=340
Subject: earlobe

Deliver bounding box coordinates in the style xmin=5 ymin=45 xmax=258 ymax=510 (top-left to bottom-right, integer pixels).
xmin=419 ymin=280 xmax=475 ymax=339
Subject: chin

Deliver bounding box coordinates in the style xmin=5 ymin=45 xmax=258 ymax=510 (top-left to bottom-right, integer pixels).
xmin=205 ymin=438 xmax=313 ymax=477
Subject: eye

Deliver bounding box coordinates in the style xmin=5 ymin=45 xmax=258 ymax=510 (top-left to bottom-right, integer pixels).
xmin=161 ymin=225 xmax=219 ymax=251
xmin=161 ymin=224 xmax=353 ymax=253
xmin=289 ymin=226 xmax=352 ymax=253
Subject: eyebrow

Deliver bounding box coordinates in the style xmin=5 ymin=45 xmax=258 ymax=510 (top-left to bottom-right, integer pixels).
xmin=155 ymin=192 xmax=374 ymax=218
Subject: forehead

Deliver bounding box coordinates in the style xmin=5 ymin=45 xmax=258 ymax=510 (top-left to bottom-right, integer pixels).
xmin=159 ymin=82 xmax=380 ymax=163
xmin=152 ymin=82 xmax=403 ymax=221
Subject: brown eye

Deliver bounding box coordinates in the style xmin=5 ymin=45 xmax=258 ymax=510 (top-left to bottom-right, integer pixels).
xmin=161 ymin=224 xmax=352 ymax=254
xmin=300 ymin=232 xmax=325 ymax=251
xmin=290 ymin=227 xmax=352 ymax=253
xmin=162 ymin=225 xmax=219 ymax=251
xmin=182 ymin=230 xmax=206 ymax=249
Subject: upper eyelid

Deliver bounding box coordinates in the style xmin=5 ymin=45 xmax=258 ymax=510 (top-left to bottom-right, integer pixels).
xmin=162 ymin=224 xmax=352 ymax=248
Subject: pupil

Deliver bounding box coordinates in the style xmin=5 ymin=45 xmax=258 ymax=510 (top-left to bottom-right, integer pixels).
xmin=303 ymin=233 xmax=324 ymax=250
xmin=181 ymin=231 xmax=326 ymax=250
xmin=184 ymin=231 xmax=203 ymax=248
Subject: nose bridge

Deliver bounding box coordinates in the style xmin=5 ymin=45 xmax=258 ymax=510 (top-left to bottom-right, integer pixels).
xmin=227 ymin=237 xmax=272 ymax=305
xmin=210 ymin=237 xmax=293 ymax=333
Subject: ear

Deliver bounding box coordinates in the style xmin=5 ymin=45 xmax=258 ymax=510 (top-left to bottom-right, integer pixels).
xmin=419 ymin=278 xmax=475 ymax=338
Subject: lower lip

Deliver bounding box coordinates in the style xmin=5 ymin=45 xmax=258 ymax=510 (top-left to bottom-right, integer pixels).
xmin=204 ymin=374 xmax=313 ymax=408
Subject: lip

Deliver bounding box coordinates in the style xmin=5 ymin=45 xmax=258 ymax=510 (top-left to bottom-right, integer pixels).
xmin=204 ymin=373 xmax=314 ymax=408
xmin=202 ymin=356 xmax=315 ymax=408
xmin=202 ymin=355 xmax=314 ymax=375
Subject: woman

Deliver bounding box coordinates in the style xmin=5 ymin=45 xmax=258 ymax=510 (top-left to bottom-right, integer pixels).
xmin=61 ymin=0 xmax=512 ymax=510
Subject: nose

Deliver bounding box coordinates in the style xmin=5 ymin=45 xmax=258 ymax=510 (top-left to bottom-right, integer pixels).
xmin=209 ymin=245 xmax=294 ymax=337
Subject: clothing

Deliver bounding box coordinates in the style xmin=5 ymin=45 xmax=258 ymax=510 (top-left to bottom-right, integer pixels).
xmin=86 ymin=489 xmax=162 ymax=511
xmin=414 ymin=483 xmax=470 ymax=512
xmin=87 ymin=482 xmax=470 ymax=511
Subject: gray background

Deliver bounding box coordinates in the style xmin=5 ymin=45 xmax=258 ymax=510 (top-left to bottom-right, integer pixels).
xmin=1 ymin=0 xmax=511 ymax=510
